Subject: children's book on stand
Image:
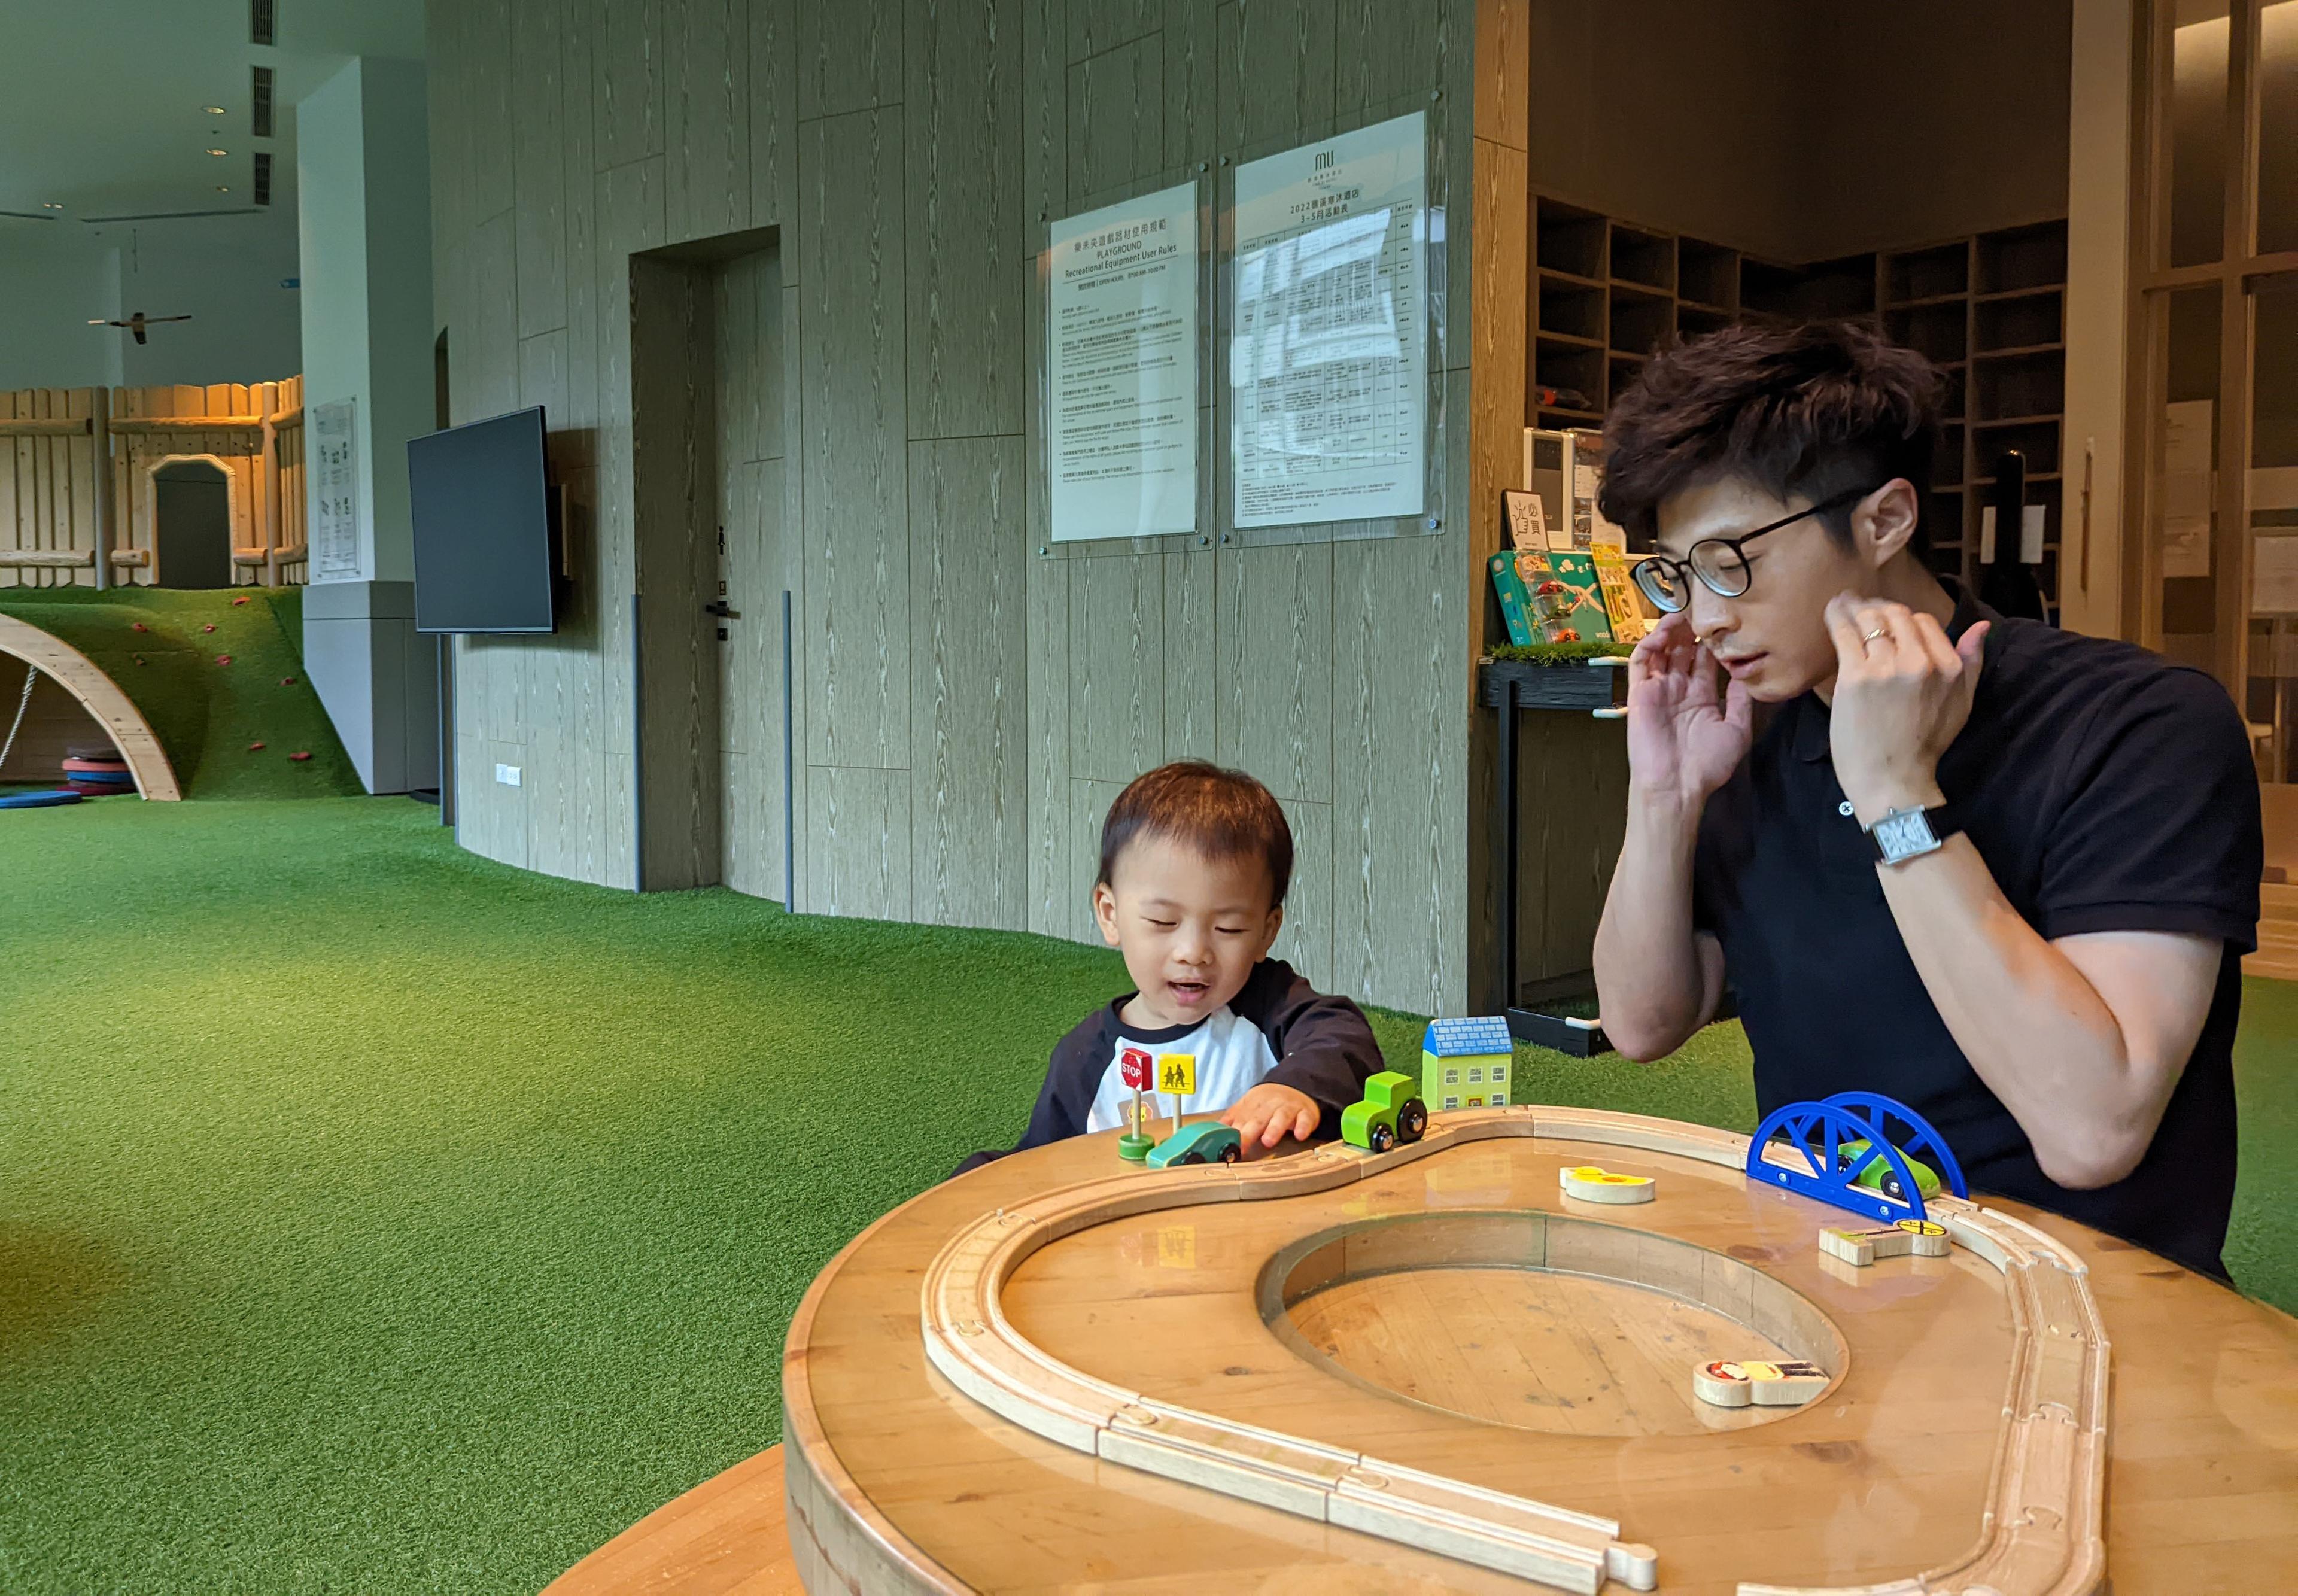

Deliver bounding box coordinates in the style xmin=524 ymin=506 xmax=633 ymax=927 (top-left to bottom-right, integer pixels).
xmin=1493 ymin=490 xmax=1617 ymax=646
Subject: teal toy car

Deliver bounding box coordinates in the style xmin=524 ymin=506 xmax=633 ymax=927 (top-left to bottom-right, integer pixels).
xmin=1838 ymin=1138 xmax=1941 ymax=1202
xmin=1340 ymin=1071 xmax=1429 ymax=1154
xmin=1147 ymin=1121 xmax=1242 ymax=1169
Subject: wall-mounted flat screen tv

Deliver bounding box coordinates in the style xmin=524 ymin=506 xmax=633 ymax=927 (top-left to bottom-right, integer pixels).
xmin=409 ymin=406 xmax=556 ymax=634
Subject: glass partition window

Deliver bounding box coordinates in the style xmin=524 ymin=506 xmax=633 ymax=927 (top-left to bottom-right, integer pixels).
xmin=2169 ymin=0 xmax=2232 ymax=268
xmin=2248 ymin=277 xmax=2298 ymax=780
xmin=2259 ymin=1 xmax=2298 ymax=255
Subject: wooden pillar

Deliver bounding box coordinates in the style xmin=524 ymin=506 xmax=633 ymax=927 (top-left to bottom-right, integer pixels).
xmin=262 ymin=390 xmax=282 ymax=588
xmin=90 ymin=387 xmax=112 ymax=591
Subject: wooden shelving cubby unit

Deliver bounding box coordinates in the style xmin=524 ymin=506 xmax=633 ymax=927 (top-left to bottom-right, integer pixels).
xmin=1526 ymin=195 xmax=2070 ymax=616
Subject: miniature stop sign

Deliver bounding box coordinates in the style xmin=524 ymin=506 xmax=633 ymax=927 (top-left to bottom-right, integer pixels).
xmin=1121 ymin=1047 xmax=1151 ymax=1090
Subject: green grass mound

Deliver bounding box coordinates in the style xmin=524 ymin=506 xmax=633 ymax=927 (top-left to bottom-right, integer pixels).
xmin=0 ymin=586 xmax=361 ymax=799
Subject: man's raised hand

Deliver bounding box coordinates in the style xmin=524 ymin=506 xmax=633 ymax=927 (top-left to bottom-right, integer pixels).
xmin=1625 ymin=611 xmax=1754 ymax=809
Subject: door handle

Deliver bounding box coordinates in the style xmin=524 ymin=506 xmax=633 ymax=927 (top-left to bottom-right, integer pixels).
xmin=704 ymin=601 xmax=740 ymax=619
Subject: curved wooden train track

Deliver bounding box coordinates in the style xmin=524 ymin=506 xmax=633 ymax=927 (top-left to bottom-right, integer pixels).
xmin=917 ymin=1107 xmax=2107 ymax=1595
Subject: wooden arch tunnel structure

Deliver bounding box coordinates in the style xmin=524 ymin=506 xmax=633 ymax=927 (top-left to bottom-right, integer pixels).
xmin=0 ymin=613 xmax=180 ymax=799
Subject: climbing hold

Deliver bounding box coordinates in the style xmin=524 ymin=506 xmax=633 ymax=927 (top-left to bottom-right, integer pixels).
xmin=132 ymin=653 xmax=146 ymax=665
xmin=232 ymin=595 xmax=250 ymax=606
xmin=202 ymin=624 xmax=216 ymax=633
xmin=288 ymin=751 xmax=312 ymax=762
xmin=132 ymin=621 xmax=148 ymax=633
xmin=248 ymin=741 xmax=266 ymax=752
xmin=281 ymin=675 xmax=296 ymax=686
xmin=215 ymin=654 xmax=233 ymax=666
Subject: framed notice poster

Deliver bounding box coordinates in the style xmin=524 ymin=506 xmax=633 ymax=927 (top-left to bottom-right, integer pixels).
xmin=309 ymin=399 xmax=362 ymax=581
xmin=1047 ymin=183 xmax=1202 ymax=542
xmin=1229 ymin=111 xmax=1430 ymax=531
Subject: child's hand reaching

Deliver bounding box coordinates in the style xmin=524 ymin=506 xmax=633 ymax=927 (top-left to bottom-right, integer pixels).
xmin=1221 ymin=1083 xmax=1320 ymax=1150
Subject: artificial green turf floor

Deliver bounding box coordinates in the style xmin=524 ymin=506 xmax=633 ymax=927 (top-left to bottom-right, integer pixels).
xmin=0 ymin=797 xmax=2289 ymax=1592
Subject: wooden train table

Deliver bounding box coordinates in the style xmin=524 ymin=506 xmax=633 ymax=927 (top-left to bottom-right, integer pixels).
xmin=750 ymin=1106 xmax=2298 ymax=1594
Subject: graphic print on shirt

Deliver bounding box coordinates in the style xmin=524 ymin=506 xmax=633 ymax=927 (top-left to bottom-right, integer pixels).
xmin=1084 ymin=1007 xmax=1282 ymax=1132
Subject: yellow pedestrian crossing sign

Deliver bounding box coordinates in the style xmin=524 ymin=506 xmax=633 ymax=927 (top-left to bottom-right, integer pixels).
xmin=1157 ymin=1053 xmax=1196 ymax=1095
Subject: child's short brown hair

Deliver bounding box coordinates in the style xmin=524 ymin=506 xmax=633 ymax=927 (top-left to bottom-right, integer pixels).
xmin=1096 ymin=761 xmax=1294 ymax=907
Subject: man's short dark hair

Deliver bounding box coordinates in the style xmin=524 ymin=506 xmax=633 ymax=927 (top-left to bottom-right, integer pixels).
xmin=1098 ymin=761 xmax=1294 ymax=907
xmin=1597 ymin=320 xmax=1945 ymax=556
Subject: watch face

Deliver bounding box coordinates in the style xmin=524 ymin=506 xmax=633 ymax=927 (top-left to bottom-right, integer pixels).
xmin=1874 ymin=810 xmax=1936 ymax=860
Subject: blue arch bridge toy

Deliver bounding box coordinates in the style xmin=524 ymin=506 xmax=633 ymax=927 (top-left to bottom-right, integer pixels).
xmin=1744 ymin=1092 xmax=1968 ymax=1224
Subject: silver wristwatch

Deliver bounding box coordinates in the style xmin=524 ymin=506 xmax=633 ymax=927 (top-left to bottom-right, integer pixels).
xmin=1865 ymin=803 xmax=1960 ymax=866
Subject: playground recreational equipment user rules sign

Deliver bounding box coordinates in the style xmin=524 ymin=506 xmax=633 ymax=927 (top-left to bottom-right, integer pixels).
xmin=1047 ymin=183 xmax=1200 ymax=542
xmin=1229 ymin=111 xmax=1428 ymax=531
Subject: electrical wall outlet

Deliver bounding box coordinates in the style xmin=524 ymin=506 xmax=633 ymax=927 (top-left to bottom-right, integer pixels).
xmin=495 ymin=764 xmax=522 ymax=787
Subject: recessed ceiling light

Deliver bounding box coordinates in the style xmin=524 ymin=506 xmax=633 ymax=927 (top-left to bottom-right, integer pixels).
xmin=41 ymin=201 xmax=63 ymax=209
xmin=206 ymin=148 xmax=228 ymax=157
xmin=216 ymin=185 xmax=232 ymax=193
xmin=202 ymin=105 xmax=226 ymax=115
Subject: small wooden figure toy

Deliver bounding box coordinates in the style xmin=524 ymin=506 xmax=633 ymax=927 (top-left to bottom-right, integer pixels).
xmin=1558 ymin=1165 xmax=1655 ymax=1204
xmin=1340 ymin=1071 xmax=1429 ymax=1153
xmin=1146 ymin=1121 xmax=1242 ymax=1169
xmin=1419 ymin=1016 xmax=1512 ymax=1111
xmin=1819 ymin=1217 xmax=1951 ymax=1267
xmin=1692 ymin=1358 xmax=1830 ymax=1409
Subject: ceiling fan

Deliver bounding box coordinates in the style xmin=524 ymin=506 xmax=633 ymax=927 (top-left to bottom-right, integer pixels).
xmin=89 ymin=310 xmax=193 ymax=345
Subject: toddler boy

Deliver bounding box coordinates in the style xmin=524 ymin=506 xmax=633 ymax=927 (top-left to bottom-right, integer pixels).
xmin=955 ymin=761 xmax=1385 ymax=1174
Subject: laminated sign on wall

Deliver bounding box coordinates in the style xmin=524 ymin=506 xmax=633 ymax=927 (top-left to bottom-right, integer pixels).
xmin=309 ymin=399 xmax=362 ymax=582
xmin=1047 ymin=184 xmax=1200 ymax=542
xmin=1230 ymin=112 xmax=1428 ymax=530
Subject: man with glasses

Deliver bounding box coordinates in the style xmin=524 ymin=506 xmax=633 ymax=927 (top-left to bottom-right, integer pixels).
xmin=1589 ymin=321 xmax=2260 ymax=1281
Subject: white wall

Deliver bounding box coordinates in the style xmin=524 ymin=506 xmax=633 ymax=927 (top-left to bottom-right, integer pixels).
xmin=0 ymin=210 xmax=301 ymax=393
xmin=297 ymin=56 xmax=433 ymax=586
xmin=0 ymin=227 xmax=121 ymax=390
xmin=113 ymin=212 xmax=303 ymax=388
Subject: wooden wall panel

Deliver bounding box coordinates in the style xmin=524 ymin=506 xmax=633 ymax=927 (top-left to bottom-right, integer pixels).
xmin=1271 ymin=795 xmax=1333 ymax=987
xmin=797 ymin=0 xmax=902 ymax=121
xmin=808 ymin=763 xmax=910 ymax=918
xmin=1162 ymin=0 xmax=1220 ymax=170
xmin=1023 ymin=553 xmax=1072 ymax=939
xmin=1068 ymin=36 xmax=1164 ymax=201
xmin=665 ymin=0 xmax=753 ymax=242
xmin=1218 ymin=0 xmax=1338 ymax=152
xmin=1019 ymin=0 xmax=1069 ymax=226
xmin=1067 ymin=775 xmax=1131 ymax=940
xmin=561 ymin=0 xmax=604 ymax=440
xmin=466 ymin=0 xmax=519 ymax=223
xmin=905 ymin=0 xmax=1024 ymax=441
xmin=513 ymin=0 xmax=570 ymax=338
xmin=434 ymin=0 xmax=1478 ymax=1013
xmin=1071 ymin=0 xmax=1163 ymax=61
xmin=749 ymin=0 xmax=798 ymax=227
xmin=1162 ymin=545 xmax=1216 ymax=758
xmin=1331 ymin=527 xmax=1467 ymax=1017
xmin=799 ymin=109 xmax=910 ymax=770
xmin=909 ymin=436 xmax=1027 ymax=930
xmin=1214 ymin=540 xmax=1332 ymax=803
xmin=466 ymin=212 xmax=525 ymax=423
xmin=595 ymin=0 xmax=664 ymax=168
xmin=1068 ymin=553 xmax=1163 ymax=784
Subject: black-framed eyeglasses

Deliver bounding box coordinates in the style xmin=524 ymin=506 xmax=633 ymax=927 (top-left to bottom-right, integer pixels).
xmin=1631 ymin=485 xmax=1877 ymax=613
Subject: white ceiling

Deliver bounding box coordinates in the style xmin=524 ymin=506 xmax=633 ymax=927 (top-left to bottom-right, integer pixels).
xmin=0 ymin=0 xmax=423 ymax=229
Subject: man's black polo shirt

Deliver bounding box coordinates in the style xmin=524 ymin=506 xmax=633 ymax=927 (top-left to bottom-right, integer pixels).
xmin=1693 ymin=592 xmax=2261 ymax=1278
